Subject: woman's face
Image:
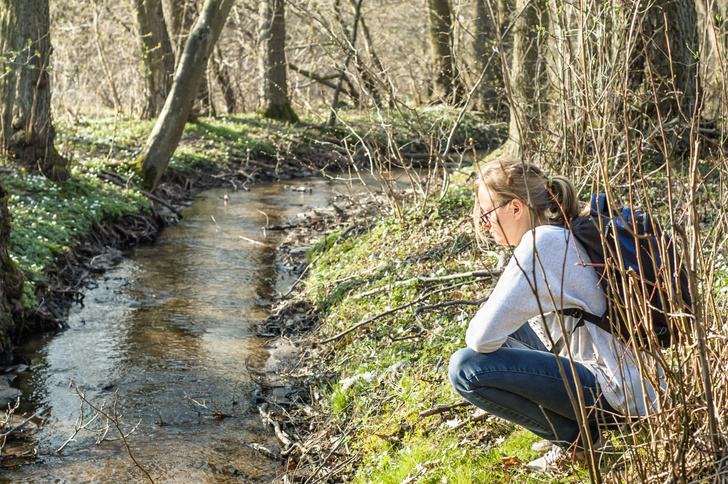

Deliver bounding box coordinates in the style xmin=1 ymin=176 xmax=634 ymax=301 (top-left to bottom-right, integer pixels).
xmin=476 ymin=187 xmax=530 ymax=246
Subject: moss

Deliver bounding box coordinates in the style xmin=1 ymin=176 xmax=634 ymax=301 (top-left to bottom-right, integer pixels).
xmin=260 ymin=103 xmax=300 ymax=123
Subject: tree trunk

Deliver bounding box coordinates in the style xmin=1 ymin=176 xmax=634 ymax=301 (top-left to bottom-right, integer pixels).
xmin=643 ymin=0 xmax=698 ymax=123
xmin=134 ymin=0 xmax=176 ymax=119
xmin=161 ymin=0 xmax=198 ymax=59
xmin=0 ymin=0 xmax=68 ymax=181
xmin=132 ymin=0 xmax=234 ymax=192
xmin=161 ymin=0 xmax=212 ymax=117
xmin=502 ymin=0 xmax=542 ymax=157
xmin=695 ymin=0 xmax=728 ymax=121
xmin=258 ymin=0 xmax=298 ymax=122
xmin=471 ymin=0 xmax=502 ymax=111
xmin=427 ymin=0 xmax=462 ymax=104
xmin=211 ymin=46 xmax=237 ymax=113
xmin=0 ymin=184 xmax=24 ymax=364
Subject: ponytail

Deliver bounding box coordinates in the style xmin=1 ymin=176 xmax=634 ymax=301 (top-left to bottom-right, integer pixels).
xmin=546 ymin=175 xmax=580 ymax=225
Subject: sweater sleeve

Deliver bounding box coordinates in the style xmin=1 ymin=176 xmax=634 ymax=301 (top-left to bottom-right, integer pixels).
xmin=465 ymin=226 xmax=606 ymax=353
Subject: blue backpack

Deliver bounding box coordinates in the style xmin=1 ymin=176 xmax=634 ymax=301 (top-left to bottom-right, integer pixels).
xmin=564 ymin=194 xmax=692 ymax=347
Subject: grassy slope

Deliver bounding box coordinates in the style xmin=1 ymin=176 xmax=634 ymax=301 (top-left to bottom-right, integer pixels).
xmin=299 ymin=177 xmax=587 ymax=483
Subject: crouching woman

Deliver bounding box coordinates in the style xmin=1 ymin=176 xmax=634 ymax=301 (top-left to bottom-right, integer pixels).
xmin=448 ymin=158 xmax=659 ymax=471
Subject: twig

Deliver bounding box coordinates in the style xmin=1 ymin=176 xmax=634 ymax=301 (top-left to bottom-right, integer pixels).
xmin=304 ymin=427 xmax=354 ymax=484
xmin=0 ymin=414 xmax=36 ymax=439
xmin=239 ymin=235 xmax=265 ymax=245
xmin=283 ymin=252 xmax=324 ymax=298
xmin=356 ymin=269 xmax=499 ymax=298
xmin=259 ymin=404 xmax=293 ymax=449
xmin=319 ymin=271 xmax=497 ymax=344
xmin=308 ymin=451 xmax=361 ymax=484
xmin=414 ymin=296 xmax=489 ymax=328
xmin=418 ymin=400 xmax=468 ymax=419
xmin=67 ymin=380 xmax=155 ymax=483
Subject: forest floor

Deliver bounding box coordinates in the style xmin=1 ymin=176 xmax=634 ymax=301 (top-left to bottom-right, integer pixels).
xmin=3 ymin=110 xmax=725 ymax=483
xmin=1 ymin=108 xmax=537 ymax=481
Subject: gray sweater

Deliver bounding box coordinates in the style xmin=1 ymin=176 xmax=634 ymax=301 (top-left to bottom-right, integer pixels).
xmin=465 ymin=225 xmax=660 ymax=416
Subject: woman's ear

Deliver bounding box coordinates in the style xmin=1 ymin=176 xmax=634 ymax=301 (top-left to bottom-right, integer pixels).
xmin=510 ymin=199 xmax=526 ymax=219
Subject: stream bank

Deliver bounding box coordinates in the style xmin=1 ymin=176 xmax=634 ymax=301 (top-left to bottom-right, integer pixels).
xmin=1 ymin=174 xmax=410 ymax=482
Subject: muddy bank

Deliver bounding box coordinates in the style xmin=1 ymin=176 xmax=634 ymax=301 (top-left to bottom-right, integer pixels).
xmin=249 ymin=183 xmax=409 ymax=481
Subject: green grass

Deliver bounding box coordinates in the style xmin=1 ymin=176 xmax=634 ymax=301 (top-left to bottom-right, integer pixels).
xmin=299 ymin=175 xmax=624 ymax=482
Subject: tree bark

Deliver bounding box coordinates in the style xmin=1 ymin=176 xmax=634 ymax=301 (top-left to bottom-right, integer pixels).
xmin=471 ymin=0 xmax=503 ymax=111
xmin=258 ymin=0 xmax=298 ymax=122
xmin=502 ymin=0 xmax=542 ymax=157
xmin=643 ymin=0 xmax=698 ymax=122
xmin=427 ymin=0 xmax=462 ymax=104
xmin=161 ymin=0 xmax=212 ymax=117
xmin=695 ymin=0 xmax=728 ymax=118
xmin=132 ymin=0 xmax=234 ymax=192
xmin=134 ymin=0 xmax=176 ymax=119
xmin=0 ymin=183 xmax=24 ymax=364
xmin=0 ymin=0 xmax=68 ymax=180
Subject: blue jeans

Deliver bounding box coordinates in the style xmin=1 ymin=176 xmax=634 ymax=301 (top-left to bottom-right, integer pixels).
xmin=448 ymin=324 xmax=620 ymax=446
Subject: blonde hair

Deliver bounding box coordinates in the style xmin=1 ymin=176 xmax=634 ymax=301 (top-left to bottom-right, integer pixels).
xmin=472 ymin=158 xmax=581 ymax=243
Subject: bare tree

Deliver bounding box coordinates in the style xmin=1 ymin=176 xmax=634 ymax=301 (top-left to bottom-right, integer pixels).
xmin=132 ymin=0 xmax=234 ymax=191
xmin=470 ymin=0 xmax=503 ymax=111
xmin=501 ymin=0 xmax=543 ymax=157
xmin=161 ymin=0 xmax=198 ymax=59
xmin=259 ymin=0 xmax=298 ymax=122
xmin=427 ymin=0 xmax=462 ymax=104
xmin=134 ymin=0 xmax=176 ymax=118
xmin=0 ymin=0 xmax=69 ymax=180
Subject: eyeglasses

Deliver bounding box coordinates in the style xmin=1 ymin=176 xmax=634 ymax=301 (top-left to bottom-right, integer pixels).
xmin=479 ymin=200 xmax=511 ymax=225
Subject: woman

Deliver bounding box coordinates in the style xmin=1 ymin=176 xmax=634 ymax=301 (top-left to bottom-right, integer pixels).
xmin=448 ymin=158 xmax=658 ymax=472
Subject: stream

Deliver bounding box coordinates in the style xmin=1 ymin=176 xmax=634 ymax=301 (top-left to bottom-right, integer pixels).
xmin=1 ymin=175 xmax=402 ymax=483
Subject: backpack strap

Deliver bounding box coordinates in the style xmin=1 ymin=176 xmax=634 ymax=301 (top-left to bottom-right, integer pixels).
xmin=551 ymin=308 xmax=603 ymax=354
xmin=591 ymin=193 xmax=603 ymax=215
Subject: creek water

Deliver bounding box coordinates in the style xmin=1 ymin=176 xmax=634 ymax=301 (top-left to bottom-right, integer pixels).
xmin=2 ymin=175 xmax=394 ymax=483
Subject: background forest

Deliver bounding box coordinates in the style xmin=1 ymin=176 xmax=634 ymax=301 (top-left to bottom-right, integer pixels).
xmin=1 ymin=0 xmax=728 ymax=483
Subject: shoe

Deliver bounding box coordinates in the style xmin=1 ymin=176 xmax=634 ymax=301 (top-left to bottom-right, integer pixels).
xmin=527 ymin=446 xmax=569 ymax=473
xmin=531 ymin=439 xmax=553 ymax=454
xmin=574 ymin=436 xmax=615 ymax=461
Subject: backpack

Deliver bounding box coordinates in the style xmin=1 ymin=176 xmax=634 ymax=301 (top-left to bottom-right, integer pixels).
xmin=563 ymin=193 xmax=692 ymax=347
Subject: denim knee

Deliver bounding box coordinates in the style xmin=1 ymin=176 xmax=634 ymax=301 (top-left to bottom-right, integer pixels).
xmin=448 ymin=347 xmax=478 ymax=395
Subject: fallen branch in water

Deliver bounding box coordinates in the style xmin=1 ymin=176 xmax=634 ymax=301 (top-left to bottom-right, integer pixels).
xmin=245 ymin=442 xmax=282 ymax=461
xmin=64 ymin=380 xmax=154 ymax=484
xmin=0 ymin=414 xmax=36 ymax=440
